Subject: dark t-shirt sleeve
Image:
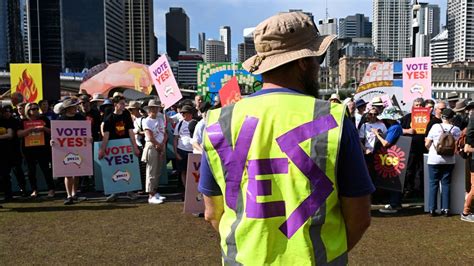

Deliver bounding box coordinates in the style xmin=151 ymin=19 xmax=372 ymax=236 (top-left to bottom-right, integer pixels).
xmin=198 ymin=118 xmax=375 ymax=198
xmin=103 ymin=114 xmax=113 ymax=134
xmin=124 ymin=113 xmax=134 ymax=131
xmin=336 ymin=118 xmax=376 ymax=197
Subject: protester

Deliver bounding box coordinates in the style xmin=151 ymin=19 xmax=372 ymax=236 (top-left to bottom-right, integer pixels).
xmin=373 ymin=107 xmax=404 ymax=214
xmin=194 ymin=94 xmax=203 ymax=111
xmin=446 ymin=92 xmax=459 ymax=109
xmin=127 ymin=101 xmax=147 ymax=191
xmin=425 ymin=108 xmax=461 ymax=217
xmin=53 ymin=98 xmax=87 ymax=205
xmin=99 ymin=96 xmax=140 ymax=202
xmin=452 ymin=100 xmax=469 ymax=130
xmin=39 ymin=99 xmax=56 ymax=121
xmin=355 ymin=99 xmax=368 ymax=128
xmin=0 ymin=107 xmax=14 ymax=201
xmin=80 ymin=95 xmax=102 ymax=141
xmin=426 ymin=101 xmax=446 ymax=135
xmin=462 ymin=102 xmax=474 ymax=222
xmin=191 ymin=102 xmax=212 ymax=154
xmin=359 ymin=107 xmax=387 ymax=180
xmin=17 ymin=102 xmax=55 ymax=198
xmin=358 ymin=96 xmax=384 ymax=130
xmin=198 ymin=12 xmax=373 ymax=265
xmin=400 ymin=98 xmax=426 ymax=197
xmin=173 ymin=104 xmax=195 ymax=189
xmin=90 ymin=93 xmax=106 ymax=111
xmin=142 ymin=99 xmax=167 ymax=204
xmin=329 ymin=93 xmax=341 ymax=104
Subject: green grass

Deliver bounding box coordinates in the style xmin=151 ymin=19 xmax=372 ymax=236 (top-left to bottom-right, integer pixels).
xmin=0 ymin=200 xmax=473 ymax=265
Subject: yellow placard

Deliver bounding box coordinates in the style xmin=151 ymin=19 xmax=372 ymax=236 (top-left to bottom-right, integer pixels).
xmin=10 ymin=63 xmax=43 ymax=103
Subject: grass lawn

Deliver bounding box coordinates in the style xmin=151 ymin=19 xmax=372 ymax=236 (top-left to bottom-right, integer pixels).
xmin=0 ymin=199 xmax=473 ymax=265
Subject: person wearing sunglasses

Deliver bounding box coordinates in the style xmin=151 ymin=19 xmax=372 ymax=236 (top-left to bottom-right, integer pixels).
xmin=17 ymin=103 xmax=55 ymax=198
xmin=425 ymin=101 xmax=447 ymax=138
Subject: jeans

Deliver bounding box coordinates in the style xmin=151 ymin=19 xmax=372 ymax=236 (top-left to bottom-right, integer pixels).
xmin=428 ymin=164 xmax=455 ymax=211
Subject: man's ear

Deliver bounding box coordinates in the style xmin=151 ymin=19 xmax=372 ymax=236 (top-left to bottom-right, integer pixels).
xmin=296 ymin=58 xmax=309 ymax=71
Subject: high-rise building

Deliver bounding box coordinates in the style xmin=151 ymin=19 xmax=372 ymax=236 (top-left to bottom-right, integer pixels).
xmin=178 ymin=50 xmax=203 ymax=88
xmin=340 ymin=40 xmax=375 ymax=58
xmin=339 ymin=14 xmax=372 ymax=39
xmin=124 ymin=0 xmax=156 ymax=65
xmin=447 ymin=0 xmax=474 ymax=62
xmin=0 ymin=1 xmax=9 ymax=69
xmin=204 ymin=39 xmax=225 ymax=62
xmin=25 ymin=0 xmax=62 ymax=67
xmin=411 ymin=2 xmax=441 ymax=57
xmin=237 ymin=27 xmax=256 ymax=62
xmin=166 ymin=7 xmax=190 ymax=61
xmin=61 ymin=0 xmax=126 ymax=71
xmin=198 ymin=32 xmax=206 ymax=53
xmin=430 ymin=29 xmax=449 ymax=65
xmin=372 ymin=0 xmax=411 ymax=61
xmin=219 ymin=26 xmax=231 ymax=62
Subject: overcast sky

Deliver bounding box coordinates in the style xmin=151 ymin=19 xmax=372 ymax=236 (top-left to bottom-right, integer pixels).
xmin=154 ymin=0 xmax=448 ymax=60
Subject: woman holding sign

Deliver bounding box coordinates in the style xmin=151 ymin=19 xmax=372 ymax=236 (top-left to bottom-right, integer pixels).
xmin=142 ymin=100 xmax=167 ymax=204
xmin=17 ymin=102 xmax=55 ymax=198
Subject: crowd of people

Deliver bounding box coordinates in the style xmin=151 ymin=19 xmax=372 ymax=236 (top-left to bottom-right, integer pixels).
xmin=337 ymin=92 xmax=474 ymax=222
xmin=0 ymin=92 xmax=219 ymax=206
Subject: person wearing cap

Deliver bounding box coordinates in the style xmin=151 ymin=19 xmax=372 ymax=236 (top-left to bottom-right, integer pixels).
xmin=99 ymin=95 xmax=141 ymax=202
xmin=17 ymin=102 xmax=55 ymax=198
xmin=0 ymin=106 xmax=14 ymax=201
xmin=372 ymin=107 xmax=404 ymax=214
xmin=425 ymin=108 xmax=461 ymax=217
xmin=452 ymin=100 xmax=469 ymax=130
xmin=355 ymin=99 xmax=368 ymax=128
xmin=446 ymin=92 xmax=459 ymax=109
xmin=198 ymin=12 xmax=374 ymax=265
xmin=400 ymin=98 xmax=426 ymax=198
xmin=329 ymin=93 xmax=341 ymax=104
xmin=52 ymin=98 xmax=88 ymax=205
xmin=174 ymin=104 xmax=195 ymax=189
xmin=141 ymin=99 xmax=167 ymax=204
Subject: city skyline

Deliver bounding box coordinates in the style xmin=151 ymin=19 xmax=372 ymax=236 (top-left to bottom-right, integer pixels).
xmin=153 ymin=0 xmax=447 ymax=61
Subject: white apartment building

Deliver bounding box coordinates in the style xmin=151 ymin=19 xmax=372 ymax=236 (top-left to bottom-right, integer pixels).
xmin=447 ymin=0 xmax=474 ymax=62
xmin=204 ymin=39 xmax=226 ymax=62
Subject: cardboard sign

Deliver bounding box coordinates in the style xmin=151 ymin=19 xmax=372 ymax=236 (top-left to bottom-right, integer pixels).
xmin=51 ymin=121 xmax=93 ymax=178
xmin=411 ymin=107 xmax=431 ymax=134
xmin=24 ymin=120 xmax=45 ymax=147
xmin=93 ymin=139 xmax=141 ymax=195
xmin=184 ymin=154 xmax=204 ymax=214
xmin=10 ymin=63 xmax=43 ymax=103
xmin=373 ymin=136 xmax=412 ymax=192
xmin=403 ymin=57 xmax=432 ymax=104
xmin=219 ymin=77 xmax=241 ymax=107
xmin=149 ymin=55 xmax=183 ymax=109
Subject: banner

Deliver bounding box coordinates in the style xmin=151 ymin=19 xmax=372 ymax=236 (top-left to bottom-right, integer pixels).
xmin=23 ymin=120 xmax=45 ymax=147
xmin=411 ymin=107 xmax=431 ymax=134
xmin=373 ymin=136 xmax=412 ymax=192
xmin=51 ymin=121 xmax=93 ymax=178
xmin=10 ymin=63 xmax=43 ymax=103
xmin=403 ymin=57 xmax=432 ymax=104
xmin=219 ymin=77 xmax=242 ymax=107
xmin=149 ymin=55 xmax=183 ymax=109
xmin=184 ymin=154 xmax=204 ymax=214
xmin=93 ymin=139 xmax=141 ymax=195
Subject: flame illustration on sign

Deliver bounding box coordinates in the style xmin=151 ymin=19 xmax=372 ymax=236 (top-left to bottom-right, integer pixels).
xmin=15 ymin=69 xmax=38 ymax=102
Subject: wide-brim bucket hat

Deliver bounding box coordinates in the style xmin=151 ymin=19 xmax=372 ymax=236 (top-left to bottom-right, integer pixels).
xmin=242 ymin=12 xmax=337 ymax=75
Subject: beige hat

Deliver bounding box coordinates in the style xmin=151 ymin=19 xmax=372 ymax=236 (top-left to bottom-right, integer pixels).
xmin=62 ymin=98 xmax=81 ymax=109
xmin=242 ymin=12 xmax=337 ymax=75
xmin=90 ymin=93 xmax=106 ymax=102
xmin=126 ymin=101 xmax=140 ymax=110
xmin=146 ymin=99 xmax=162 ymax=108
xmin=329 ymin=93 xmax=341 ymax=103
xmin=371 ymin=96 xmax=384 ymax=107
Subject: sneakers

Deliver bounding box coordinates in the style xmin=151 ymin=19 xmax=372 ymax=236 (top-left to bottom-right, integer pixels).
xmin=106 ymin=194 xmax=118 ymax=202
xmin=148 ymin=196 xmax=163 ymax=204
xmin=155 ymin=193 xmax=166 ymax=200
xmin=441 ymin=209 xmax=450 ymax=217
xmin=379 ymin=204 xmax=402 ymax=214
xmin=64 ymin=197 xmax=74 ymax=205
xmin=461 ymin=213 xmax=474 ymax=223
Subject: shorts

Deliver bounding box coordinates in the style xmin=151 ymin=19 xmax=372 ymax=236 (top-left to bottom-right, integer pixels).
xmin=176 ymin=148 xmax=192 ymax=172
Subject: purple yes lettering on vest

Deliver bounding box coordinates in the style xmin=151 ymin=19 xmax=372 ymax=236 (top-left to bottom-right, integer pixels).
xmin=206 ymin=114 xmax=338 ymax=239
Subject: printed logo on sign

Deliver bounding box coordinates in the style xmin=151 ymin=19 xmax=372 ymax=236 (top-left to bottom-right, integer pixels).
xmin=164 ymin=86 xmax=175 ymax=97
xmin=374 ymin=145 xmax=406 ymax=178
xmin=63 ymin=153 xmax=82 ymax=167
xmin=410 ymin=84 xmax=424 ymax=94
xmin=112 ymin=170 xmax=131 ymax=183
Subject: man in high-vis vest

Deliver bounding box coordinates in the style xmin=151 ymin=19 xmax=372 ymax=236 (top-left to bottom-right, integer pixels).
xmin=198 ymin=12 xmax=375 ymax=265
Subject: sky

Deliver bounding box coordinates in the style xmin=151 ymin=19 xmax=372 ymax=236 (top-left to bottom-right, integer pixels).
xmin=154 ymin=0 xmax=448 ymax=61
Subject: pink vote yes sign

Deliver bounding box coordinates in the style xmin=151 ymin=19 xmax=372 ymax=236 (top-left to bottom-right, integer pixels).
xmin=148 ymin=54 xmax=183 ymax=109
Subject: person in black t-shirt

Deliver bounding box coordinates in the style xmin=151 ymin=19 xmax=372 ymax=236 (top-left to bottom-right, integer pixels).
xmin=79 ymin=95 xmax=102 ymax=141
xmin=0 ymin=107 xmax=14 ymax=201
xmin=17 ymin=102 xmax=55 ymax=198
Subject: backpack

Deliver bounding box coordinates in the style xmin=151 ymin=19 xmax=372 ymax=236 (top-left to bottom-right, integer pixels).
xmin=435 ymin=124 xmax=456 ymax=156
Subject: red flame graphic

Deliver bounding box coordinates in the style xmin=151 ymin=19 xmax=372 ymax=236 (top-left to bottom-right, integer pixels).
xmin=15 ymin=69 xmax=38 ymax=103
xmin=374 ymin=145 xmax=406 ymax=179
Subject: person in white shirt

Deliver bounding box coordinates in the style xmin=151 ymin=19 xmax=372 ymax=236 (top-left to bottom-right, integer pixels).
xmin=425 ymin=108 xmax=461 ymax=217
xmin=359 ymin=107 xmax=387 ymax=154
xmin=142 ymin=100 xmax=167 ymax=204
xmin=191 ymin=102 xmax=212 ymax=154
xmin=173 ymin=104 xmax=194 ymax=188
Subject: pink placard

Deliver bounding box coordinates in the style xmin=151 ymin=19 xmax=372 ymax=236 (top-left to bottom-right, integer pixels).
xmin=403 ymin=57 xmax=431 ymax=105
xmin=51 ymin=121 xmax=93 ymax=178
xmin=184 ymin=153 xmax=204 ymax=214
xmin=148 ymin=55 xmax=183 ymax=109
